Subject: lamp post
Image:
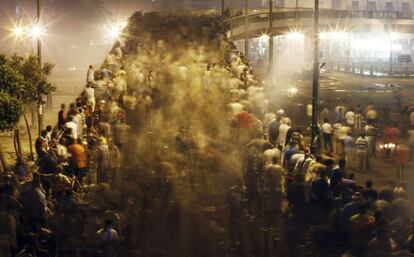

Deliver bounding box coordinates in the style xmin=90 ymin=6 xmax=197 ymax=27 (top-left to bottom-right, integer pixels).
xmin=311 ymin=0 xmax=320 ymax=153
xmin=269 ymin=0 xmax=274 ymax=84
xmin=244 ymin=0 xmax=248 ymax=58
xmin=36 ymin=0 xmax=43 ymax=136
xmin=296 ymin=0 xmax=299 ymax=19
xmin=230 ymin=0 xmax=233 ymax=40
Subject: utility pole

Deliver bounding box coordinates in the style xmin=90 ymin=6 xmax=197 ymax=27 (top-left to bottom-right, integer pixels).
xmin=244 ymin=0 xmax=248 ymax=58
xmin=221 ymin=0 xmax=225 ymax=16
xmin=37 ymin=0 xmax=43 ymax=136
xmin=269 ymin=0 xmax=274 ymax=84
xmin=311 ymin=0 xmax=320 ymax=153
xmin=230 ymin=0 xmax=233 ymax=40
xmin=296 ymin=0 xmax=299 ymax=19
xmin=389 ymin=36 xmax=393 ymax=76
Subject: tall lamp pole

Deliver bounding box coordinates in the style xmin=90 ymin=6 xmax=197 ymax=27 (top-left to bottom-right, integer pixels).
xmin=230 ymin=0 xmax=233 ymax=40
xmin=37 ymin=0 xmax=43 ymax=136
xmin=244 ymin=0 xmax=248 ymax=58
xmin=311 ymin=0 xmax=320 ymax=153
xmin=269 ymin=0 xmax=274 ymax=84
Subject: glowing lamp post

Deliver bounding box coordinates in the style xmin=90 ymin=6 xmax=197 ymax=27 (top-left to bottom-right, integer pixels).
xmin=13 ymin=25 xmax=25 ymax=38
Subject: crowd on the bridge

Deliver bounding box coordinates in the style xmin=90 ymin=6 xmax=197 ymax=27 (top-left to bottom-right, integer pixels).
xmin=1 ymin=10 xmax=414 ymax=257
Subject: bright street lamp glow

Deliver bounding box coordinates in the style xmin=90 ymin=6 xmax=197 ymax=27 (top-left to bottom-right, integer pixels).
xmin=259 ymin=34 xmax=269 ymax=41
xmin=109 ymin=26 xmax=122 ymax=38
xmin=287 ymin=32 xmax=304 ymax=40
xmin=30 ymin=25 xmax=45 ymax=39
xmin=320 ymin=31 xmax=348 ymax=40
xmin=390 ymin=32 xmax=400 ymax=40
xmin=13 ymin=26 xmax=25 ymax=38
xmin=106 ymin=20 xmax=128 ymax=39
xmin=287 ymin=86 xmax=298 ymax=97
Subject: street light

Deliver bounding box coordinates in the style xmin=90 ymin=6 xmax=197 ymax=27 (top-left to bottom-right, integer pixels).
xmin=311 ymin=0 xmax=320 ymax=154
xmin=29 ymin=24 xmax=46 ymax=39
xmin=12 ymin=25 xmax=25 ymax=38
xmin=287 ymin=31 xmax=305 ymax=40
xmin=106 ymin=20 xmax=128 ymax=39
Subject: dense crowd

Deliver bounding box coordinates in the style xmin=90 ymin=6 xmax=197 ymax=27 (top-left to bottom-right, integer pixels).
xmin=1 ymin=11 xmax=414 ymax=257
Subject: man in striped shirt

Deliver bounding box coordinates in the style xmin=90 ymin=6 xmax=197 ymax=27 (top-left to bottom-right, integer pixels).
xmin=356 ymin=133 xmax=369 ymax=171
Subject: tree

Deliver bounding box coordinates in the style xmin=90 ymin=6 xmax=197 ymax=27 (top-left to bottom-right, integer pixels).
xmin=0 ymin=92 xmax=24 ymax=172
xmin=0 ymin=54 xmax=55 ymax=165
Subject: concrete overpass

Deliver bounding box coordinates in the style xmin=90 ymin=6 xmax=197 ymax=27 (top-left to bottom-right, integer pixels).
xmin=223 ymin=8 xmax=414 ymax=76
xmin=224 ymin=8 xmax=414 ymax=40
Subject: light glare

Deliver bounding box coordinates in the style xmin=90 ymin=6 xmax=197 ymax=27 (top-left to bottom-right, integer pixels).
xmin=287 ymin=32 xmax=304 ymax=40
xmin=30 ymin=25 xmax=45 ymax=39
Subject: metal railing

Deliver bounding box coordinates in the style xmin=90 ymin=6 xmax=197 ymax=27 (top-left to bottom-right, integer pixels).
xmin=224 ymin=8 xmax=413 ymax=24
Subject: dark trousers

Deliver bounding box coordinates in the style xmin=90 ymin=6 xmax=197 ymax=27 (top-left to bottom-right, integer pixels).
xmin=323 ymin=133 xmax=333 ymax=152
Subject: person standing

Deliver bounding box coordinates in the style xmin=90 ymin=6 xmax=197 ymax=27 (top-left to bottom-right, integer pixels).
xmin=364 ymin=123 xmax=377 ymax=156
xmin=35 ymin=130 xmax=49 ymax=159
xmin=322 ymin=119 xmax=333 ymax=152
xmin=58 ymin=104 xmax=67 ymax=130
xmin=65 ymin=116 xmax=78 ymax=140
xmin=67 ymin=138 xmax=88 ymax=184
xmin=83 ymin=83 xmax=96 ymax=112
xmin=86 ymin=65 xmax=95 ymax=84
xmin=356 ymin=133 xmax=369 ymax=171
xmin=343 ymin=132 xmax=355 ymax=170
xmin=345 ymin=110 xmax=355 ymax=128
xmin=277 ymin=118 xmax=291 ymax=148
xmin=96 ymin=219 xmax=119 ymax=257
xmin=107 ymin=138 xmax=121 ymax=190
xmin=408 ymin=126 xmax=414 ymax=161
xmin=97 ymin=137 xmax=110 ymax=184
xmin=366 ymin=107 xmax=378 ymax=126
xmin=394 ymin=144 xmax=408 ymax=183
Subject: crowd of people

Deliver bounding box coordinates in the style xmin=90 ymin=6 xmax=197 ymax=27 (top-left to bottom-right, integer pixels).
xmin=0 ymin=11 xmax=413 ymax=257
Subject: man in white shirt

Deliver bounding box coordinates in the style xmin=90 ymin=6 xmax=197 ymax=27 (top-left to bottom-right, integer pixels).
xmin=345 ymin=110 xmax=355 ymax=127
xmin=86 ymin=65 xmax=95 ymax=84
xmin=83 ymin=83 xmax=95 ymax=111
xmin=277 ymin=118 xmax=291 ymax=147
xmin=322 ymin=119 xmax=333 ymax=152
xmin=65 ymin=116 xmax=78 ymax=140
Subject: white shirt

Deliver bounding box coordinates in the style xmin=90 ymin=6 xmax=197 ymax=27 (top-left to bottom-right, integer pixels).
xmin=263 ymin=148 xmax=281 ymax=165
xmin=322 ymin=122 xmax=333 ymax=134
xmin=86 ymin=68 xmax=95 ymax=83
xmin=345 ymin=111 xmax=355 ymax=125
xmin=277 ymin=123 xmax=290 ymax=146
xmin=227 ymin=102 xmax=243 ymax=116
xmin=65 ymin=121 xmax=78 ymax=140
xmin=84 ymin=87 xmax=95 ymax=100
xmin=366 ymin=109 xmax=378 ymax=120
